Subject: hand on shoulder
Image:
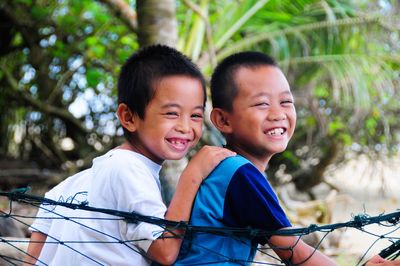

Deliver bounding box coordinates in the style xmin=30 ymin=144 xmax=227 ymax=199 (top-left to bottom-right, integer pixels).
xmin=184 ymin=145 xmax=236 ymax=182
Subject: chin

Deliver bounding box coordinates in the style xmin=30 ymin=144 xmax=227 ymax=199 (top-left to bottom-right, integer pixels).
xmin=166 ymin=152 xmax=188 ymax=161
xmin=270 ymin=146 xmax=287 ymax=154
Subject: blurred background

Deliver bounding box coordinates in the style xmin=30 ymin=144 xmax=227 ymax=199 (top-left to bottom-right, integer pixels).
xmin=0 ymin=0 xmax=399 ymax=264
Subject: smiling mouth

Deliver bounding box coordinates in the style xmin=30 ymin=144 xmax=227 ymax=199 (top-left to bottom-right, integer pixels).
xmin=166 ymin=138 xmax=191 ymax=150
xmin=265 ymin=128 xmax=286 ymax=136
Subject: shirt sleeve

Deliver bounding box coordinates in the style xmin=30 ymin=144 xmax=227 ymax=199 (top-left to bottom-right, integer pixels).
xmin=29 ymin=193 xmax=75 ymax=235
xmin=29 ymin=189 xmax=58 ymax=234
xmin=222 ymin=163 xmax=291 ymax=244
xmin=29 ymin=169 xmax=90 ymax=234
xmin=104 ymin=160 xmax=167 ymax=253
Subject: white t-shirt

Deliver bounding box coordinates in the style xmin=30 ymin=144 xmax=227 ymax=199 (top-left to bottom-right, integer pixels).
xmin=30 ymin=149 xmax=166 ymax=265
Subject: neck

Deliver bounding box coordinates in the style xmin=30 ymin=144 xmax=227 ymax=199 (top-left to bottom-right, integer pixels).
xmin=225 ymin=143 xmax=271 ymax=172
xmin=117 ymin=140 xmax=164 ymax=165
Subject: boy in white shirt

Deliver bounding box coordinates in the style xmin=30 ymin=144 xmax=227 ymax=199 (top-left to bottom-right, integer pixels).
xmin=24 ymin=45 xmax=235 ymax=266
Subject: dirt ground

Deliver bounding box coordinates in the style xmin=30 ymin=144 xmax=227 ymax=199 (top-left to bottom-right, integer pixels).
xmin=325 ymin=155 xmax=400 ymax=265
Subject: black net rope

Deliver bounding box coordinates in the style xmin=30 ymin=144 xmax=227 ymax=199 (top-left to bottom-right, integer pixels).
xmin=0 ymin=188 xmax=399 ymax=265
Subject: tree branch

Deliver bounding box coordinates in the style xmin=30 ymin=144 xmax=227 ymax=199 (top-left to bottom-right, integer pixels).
xmin=292 ymin=140 xmax=342 ymax=192
xmin=98 ymin=0 xmax=138 ymax=32
xmin=0 ymin=63 xmax=89 ymax=135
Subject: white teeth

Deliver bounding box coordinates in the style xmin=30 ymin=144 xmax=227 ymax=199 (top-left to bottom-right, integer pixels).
xmin=267 ymin=128 xmax=284 ymax=135
xmin=170 ymin=139 xmax=186 ymax=145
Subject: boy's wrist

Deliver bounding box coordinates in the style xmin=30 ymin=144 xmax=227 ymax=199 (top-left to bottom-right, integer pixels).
xmin=181 ymin=167 xmax=204 ymax=186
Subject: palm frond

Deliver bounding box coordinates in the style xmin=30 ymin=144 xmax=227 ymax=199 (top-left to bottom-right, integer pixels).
xmin=214 ymin=0 xmax=270 ymax=49
xmin=285 ymin=54 xmax=399 ymax=111
xmin=216 ymin=14 xmax=397 ymax=60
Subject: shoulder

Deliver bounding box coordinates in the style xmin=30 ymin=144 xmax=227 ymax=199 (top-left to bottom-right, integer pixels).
xmin=206 ymin=155 xmax=262 ymax=181
xmin=93 ymin=149 xmax=139 ymax=167
xmin=203 ymin=155 xmax=262 ymax=192
xmin=212 ymin=155 xmax=253 ymax=176
xmin=93 ymin=149 xmax=154 ymax=176
xmin=95 ymin=150 xmax=163 ymax=195
xmin=220 ymin=155 xmax=250 ymax=168
xmin=216 ymin=155 xmax=263 ymax=180
xmin=44 ymin=169 xmax=91 ymax=199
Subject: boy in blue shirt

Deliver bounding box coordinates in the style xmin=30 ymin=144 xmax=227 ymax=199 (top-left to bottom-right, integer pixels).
xmin=176 ymin=52 xmax=396 ymax=265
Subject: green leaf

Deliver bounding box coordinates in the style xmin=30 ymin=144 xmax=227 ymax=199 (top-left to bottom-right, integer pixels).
xmin=339 ymin=133 xmax=352 ymax=146
xmin=120 ymin=36 xmax=134 ymax=46
xmin=281 ymin=150 xmax=300 ymax=166
xmin=117 ymin=49 xmax=135 ymax=62
xmin=31 ymin=6 xmax=50 ymax=19
xmin=257 ymin=11 xmax=293 ymax=22
xmin=328 ymin=119 xmax=345 ymax=135
xmin=15 ymin=0 xmax=32 ymax=5
xmin=365 ymin=118 xmax=377 ymax=135
xmin=86 ymin=68 xmax=101 ymax=88
xmin=89 ymin=45 xmax=106 ymax=58
xmin=86 ymin=37 xmax=98 ymax=46
xmin=305 ymin=116 xmax=317 ymax=127
xmin=314 ymin=86 xmax=329 ymax=98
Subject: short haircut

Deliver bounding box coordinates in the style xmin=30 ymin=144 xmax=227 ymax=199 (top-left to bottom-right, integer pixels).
xmin=118 ymin=44 xmax=206 ymax=119
xmin=210 ymin=51 xmax=277 ymax=111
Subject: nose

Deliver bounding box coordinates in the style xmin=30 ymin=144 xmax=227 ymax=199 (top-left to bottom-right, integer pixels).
xmin=267 ymin=105 xmax=286 ymax=121
xmin=175 ymin=116 xmax=191 ymax=133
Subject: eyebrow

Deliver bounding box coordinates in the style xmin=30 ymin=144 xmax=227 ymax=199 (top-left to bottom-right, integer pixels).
xmin=161 ymin=103 xmax=205 ymax=110
xmin=280 ymin=91 xmax=294 ymax=97
xmin=252 ymin=90 xmax=293 ymax=98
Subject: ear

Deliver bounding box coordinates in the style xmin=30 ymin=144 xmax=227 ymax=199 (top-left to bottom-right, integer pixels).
xmin=117 ymin=103 xmax=137 ymax=132
xmin=210 ymin=108 xmax=233 ymax=134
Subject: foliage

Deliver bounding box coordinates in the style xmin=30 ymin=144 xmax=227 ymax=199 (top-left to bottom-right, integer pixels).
xmin=0 ymin=0 xmax=399 ymax=192
xmin=0 ymin=0 xmax=136 ymax=175
xmin=177 ymin=0 xmax=400 ymax=191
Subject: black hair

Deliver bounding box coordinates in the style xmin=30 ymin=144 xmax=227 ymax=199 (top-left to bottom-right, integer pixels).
xmin=118 ymin=44 xmax=206 ymax=138
xmin=210 ymin=51 xmax=277 ymax=111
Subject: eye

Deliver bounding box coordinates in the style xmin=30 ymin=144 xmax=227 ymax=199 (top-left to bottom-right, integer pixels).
xmin=191 ymin=113 xmax=204 ymax=119
xmin=164 ymin=111 xmax=179 ymax=117
xmin=281 ymin=99 xmax=294 ymax=105
xmin=253 ymin=102 xmax=269 ymax=107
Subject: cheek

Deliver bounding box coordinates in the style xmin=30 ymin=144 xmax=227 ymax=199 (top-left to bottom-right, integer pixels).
xmin=145 ymin=123 xmax=171 ymax=140
xmin=289 ymin=116 xmax=297 ymax=137
xmin=291 ymin=112 xmax=297 ymax=127
xmin=194 ymin=123 xmax=203 ymax=138
xmin=292 ymin=108 xmax=297 ymax=123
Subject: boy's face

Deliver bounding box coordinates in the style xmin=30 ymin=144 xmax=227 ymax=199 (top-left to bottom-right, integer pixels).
xmin=130 ymin=75 xmax=204 ymax=164
xmin=219 ymin=65 xmax=296 ymax=170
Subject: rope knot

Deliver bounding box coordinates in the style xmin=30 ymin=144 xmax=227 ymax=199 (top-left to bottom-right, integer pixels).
xmin=353 ymin=214 xmax=369 ymax=227
xmin=306 ymin=224 xmax=318 ymax=234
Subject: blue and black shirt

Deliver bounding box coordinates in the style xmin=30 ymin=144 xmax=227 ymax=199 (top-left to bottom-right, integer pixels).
xmin=175 ymin=155 xmax=291 ymax=265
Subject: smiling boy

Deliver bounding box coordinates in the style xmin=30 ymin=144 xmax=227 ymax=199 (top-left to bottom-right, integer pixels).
xmin=24 ymin=45 xmax=235 ymax=266
xmin=175 ymin=52 xmax=394 ymax=265
xmin=215 ymin=62 xmax=296 ymax=170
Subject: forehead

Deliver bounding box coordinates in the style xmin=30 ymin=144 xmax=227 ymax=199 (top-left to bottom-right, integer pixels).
xmin=234 ymin=65 xmax=291 ymax=98
xmin=150 ymin=75 xmax=205 ymax=106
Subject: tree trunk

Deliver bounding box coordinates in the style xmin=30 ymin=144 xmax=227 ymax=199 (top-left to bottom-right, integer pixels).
xmin=292 ymin=140 xmax=342 ymax=194
xmin=136 ymin=0 xmax=180 ymax=204
xmin=136 ymin=0 xmax=178 ymax=47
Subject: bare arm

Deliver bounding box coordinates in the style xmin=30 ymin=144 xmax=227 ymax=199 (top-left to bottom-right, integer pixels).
xmin=365 ymin=255 xmax=400 ymax=266
xmin=147 ymin=146 xmax=236 ymax=265
xmin=269 ymin=234 xmax=400 ymax=266
xmin=268 ymin=234 xmax=337 ymax=266
xmin=23 ymin=231 xmax=47 ymax=266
